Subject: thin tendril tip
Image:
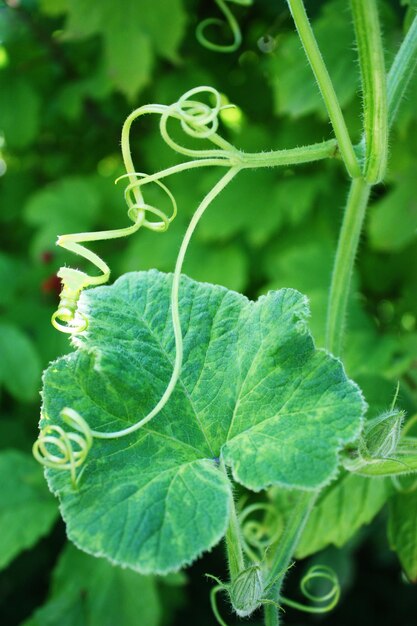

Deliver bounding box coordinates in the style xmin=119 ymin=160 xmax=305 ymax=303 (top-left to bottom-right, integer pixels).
xmin=33 ymin=408 xmax=93 ymax=488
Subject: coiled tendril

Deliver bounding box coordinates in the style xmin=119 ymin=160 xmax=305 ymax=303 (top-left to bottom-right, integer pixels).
xmin=52 ymin=86 xmax=240 ymax=336
xmin=282 ymin=565 xmax=341 ymax=614
xmin=38 ymin=87 xmax=243 ymax=482
xmin=208 ymin=561 xmax=340 ymax=625
xmin=196 ymin=0 xmax=253 ymax=53
xmin=33 ymin=408 xmax=92 ymax=487
xmin=37 ymin=85 xmax=340 ymax=483
xmin=239 ymin=502 xmax=283 ymax=563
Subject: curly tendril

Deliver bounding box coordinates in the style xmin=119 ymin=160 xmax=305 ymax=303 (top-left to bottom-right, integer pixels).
xmin=282 ymin=565 xmax=341 ymax=614
xmin=37 ymin=85 xmax=340 ymax=482
xmin=37 ymin=87 xmax=243 ymax=482
xmin=196 ymin=0 xmax=253 ymax=53
xmin=52 ymin=86 xmax=240 ymax=336
xmin=239 ymin=503 xmax=283 ymax=563
xmin=32 ymin=408 xmax=92 ymax=488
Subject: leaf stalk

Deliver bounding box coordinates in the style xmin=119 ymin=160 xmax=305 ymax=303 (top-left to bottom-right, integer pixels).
xmin=325 ymin=177 xmax=371 ymax=356
xmin=286 ymin=0 xmax=360 ymax=178
xmin=351 ymin=0 xmax=388 ymax=184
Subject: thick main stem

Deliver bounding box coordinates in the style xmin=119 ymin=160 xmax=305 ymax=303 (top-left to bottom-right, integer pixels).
xmin=326 ymin=12 xmax=417 ymax=357
xmin=286 ymin=0 xmax=360 ymax=178
xmin=325 ymin=178 xmax=371 ymax=356
xmin=387 ymin=14 xmax=417 ymax=128
xmin=222 ymin=467 xmax=246 ymax=581
xmin=264 ymin=491 xmax=317 ymax=626
xmin=351 ymin=0 xmax=387 ymax=184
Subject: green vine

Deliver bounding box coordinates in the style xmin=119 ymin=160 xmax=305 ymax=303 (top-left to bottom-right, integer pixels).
xmin=33 ymin=86 xmax=339 ymax=483
xmin=32 ymin=4 xmax=417 ymax=626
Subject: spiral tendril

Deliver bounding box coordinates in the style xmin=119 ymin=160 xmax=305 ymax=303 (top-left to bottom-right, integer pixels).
xmin=33 ymin=408 xmax=93 ymax=488
xmin=51 ymin=86 xmax=240 ymax=338
xmin=196 ymin=0 xmax=253 ymax=53
xmin=282 ymin=565 xmax=341 ymax=614
xmin=36 ymin=87 xmax=243 ymax=481
xmin=39 ymin=84 xmax=340 ymax=482
xmin=239 ymin=503 xmax=283 ymax=563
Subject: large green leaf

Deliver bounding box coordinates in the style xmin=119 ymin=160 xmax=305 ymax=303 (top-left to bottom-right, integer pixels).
xmin=23 ymin=544 xmax=162 ymax=626
xmin=296 ymin=474 xmax=390 ymax=558
xmin=0 ymin=451 xmax=58 ymax=570
xmin=41 ymin=270 xmax=365 ymax=573
xmin=388 ymin=490 xmax=417 ymax=581
xmin=62 ymin=0 xmax=186 ymax=99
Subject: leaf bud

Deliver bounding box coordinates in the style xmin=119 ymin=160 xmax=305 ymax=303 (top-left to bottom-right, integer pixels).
xmin=229 ymin=565 xmax=264 ymax=617
xmin=361 ymin=409 xmax=405 ymax=460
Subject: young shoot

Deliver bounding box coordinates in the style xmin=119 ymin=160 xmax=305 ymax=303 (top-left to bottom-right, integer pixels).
xmin=34 ymin=85 xmax=339 ymax=484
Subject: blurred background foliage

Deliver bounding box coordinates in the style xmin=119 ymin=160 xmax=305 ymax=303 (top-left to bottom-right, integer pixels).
xmin=0 ymin=0 xmax=416 ymax=624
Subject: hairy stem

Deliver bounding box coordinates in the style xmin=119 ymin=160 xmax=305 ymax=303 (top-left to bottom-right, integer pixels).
xmin=264 ymin=492 xmax=317 ymax=626
xmin=387 ymin=14 xmax=417 ymax=128
xmin=326 ymin=14 xmax=417 ymax=356
xmin=286 ymin=0 xmax=360 ymax=178
xmin=325 ymin=178 xmax=371 ymax=356
xmin=351 ymin=0 xmax=387 ymax=184
xmin=239 ymin=139 xmax=338 ymax=168
xmin=264 ymin=601 xmax=279 ymax=626
xmin=222 ymin=467 xmax=246 ymax=581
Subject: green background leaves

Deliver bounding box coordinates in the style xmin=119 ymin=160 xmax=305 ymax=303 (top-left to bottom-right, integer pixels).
xmin=0 ymin=322 xmax=42 ymax=402
xmin=389 ymin=489 xmax=417 ymax=581
xmin=0 ymin=0 xmax=416 ymax=622
xmin=46 ymin=0 xmax=187 ymax=100
xmin=22 ymin=545 xmax=163 ymax=626
xmin=0 ymin=451 xmax=58 ymax=571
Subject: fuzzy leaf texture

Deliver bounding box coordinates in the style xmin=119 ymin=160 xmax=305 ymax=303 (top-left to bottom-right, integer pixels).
xmin=41 ymin=271 xmax=365 ymax=573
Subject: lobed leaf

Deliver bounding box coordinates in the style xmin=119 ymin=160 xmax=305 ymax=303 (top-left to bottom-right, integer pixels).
xmin=41 ymin=270 xmax=365 ymax=573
